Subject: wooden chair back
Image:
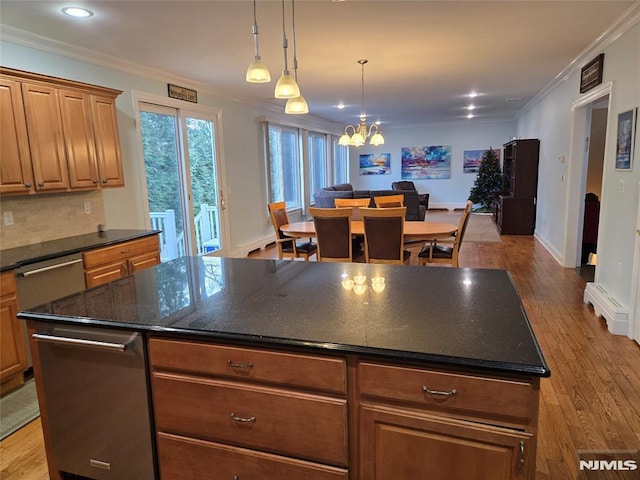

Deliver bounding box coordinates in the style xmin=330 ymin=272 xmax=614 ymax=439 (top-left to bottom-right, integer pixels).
xmin=309 ymin=208 xmax=353 ymax=263
xmin=334 ymin=198 xmax=371 ymax=220
xmin=268 ymin=201 xmax=316 ymax=261
xmin=374 ymin=194 xmax=405 ymax=208
xmin=360 ymin=207 xmax=410 ymax=265
xmin=419 ymin=201 xmax=472 ymax=267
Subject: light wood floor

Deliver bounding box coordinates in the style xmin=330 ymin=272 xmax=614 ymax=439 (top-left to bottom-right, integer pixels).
xmin=2 ymin=235 xmax=639 ymax=479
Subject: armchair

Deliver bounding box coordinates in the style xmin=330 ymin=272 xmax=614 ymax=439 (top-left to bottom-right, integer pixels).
xmin=391 ymin=181 xmax=429 ymax=210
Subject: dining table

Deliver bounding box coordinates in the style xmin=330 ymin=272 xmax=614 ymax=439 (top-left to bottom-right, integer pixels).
xmin=280 ymin=220 xmax=458 ymax=241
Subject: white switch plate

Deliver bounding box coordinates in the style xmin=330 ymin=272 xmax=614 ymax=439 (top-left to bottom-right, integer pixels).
xmin=3 ymin=211 xmax=14 ymax=226
xmin=84 ymin=201 xmax=91 ymax=214
xmin=619 ymin=179 xmax=624 ymax=193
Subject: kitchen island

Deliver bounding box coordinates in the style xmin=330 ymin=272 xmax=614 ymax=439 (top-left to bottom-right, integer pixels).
xmin=19 ymin=256 xmax=549 ymax=480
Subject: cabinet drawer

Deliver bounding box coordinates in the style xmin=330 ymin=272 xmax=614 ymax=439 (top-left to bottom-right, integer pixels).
xmin=157 ymin=433 xmax=349 ymax=480
xmin=152 ymin=372 xmax=348 ymax=466
xmin=359 ymin=362 xmax=534 ymax=422
xmin=83 ymin=236 xmax=159 ymax=269
xmin=149 ymin=338 xmax=346 ymax=394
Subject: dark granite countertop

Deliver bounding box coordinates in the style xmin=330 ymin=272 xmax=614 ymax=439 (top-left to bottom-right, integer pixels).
xmin=0 ymin=229 xmax=160 ymax=272
xmin=18 ymin=256 xmax=550 ymax=378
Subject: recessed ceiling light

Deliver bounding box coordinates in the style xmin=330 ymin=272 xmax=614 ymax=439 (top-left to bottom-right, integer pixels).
xmin=336 ymin=103 xmax=346 ymax=110
xmin=62 ymin=7 xmax=94 ymax=18
xmin=467 ymin=105 xmax=476 ymax=111
xmin=467 ymin=91 xmax=479 ymax=98
xmin=505 ymin=97 xmax=522 ymax=103
xmin=467 ymin=114 xmax=475 ymax=119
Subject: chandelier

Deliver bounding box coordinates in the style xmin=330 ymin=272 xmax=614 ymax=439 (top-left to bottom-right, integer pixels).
xmin=339 ymin=59 xmax=384 ymax=147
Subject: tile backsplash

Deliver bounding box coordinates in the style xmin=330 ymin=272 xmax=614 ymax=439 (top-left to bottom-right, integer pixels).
xmin=0 ymin=191 xmax=105 ymax=249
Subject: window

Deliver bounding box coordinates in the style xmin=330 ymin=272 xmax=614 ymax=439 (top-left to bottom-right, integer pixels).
xmin=268 ymin=124 xmax=300 ymax=209
xmin=333 ymin=138 xmax=349 ymax=185
xmin=308 ymin=132 xmax=328 ymax=203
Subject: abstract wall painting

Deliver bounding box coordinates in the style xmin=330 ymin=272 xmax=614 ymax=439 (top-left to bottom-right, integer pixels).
xmin=615 ymin=108 xmax=637 ymax=170
xmin=359 ymin=153 xmax=391 ymax=175
xmin=464 ymin=149 xmax=501 ymax=173
xmin=401 ymin=145 xmax=451 ymax=179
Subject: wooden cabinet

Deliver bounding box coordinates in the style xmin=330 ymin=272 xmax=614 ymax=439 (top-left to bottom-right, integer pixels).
xmin=0 ymin=271 xmax=27 ymax=393
xmin=149 ymin=338 xmax=349 ymax=479
xmin=83 ymin=235 xmax=160 ymax=288
xmin=495 ymin=139 xmax=540 ymax=235
xmin=0 ymin=67 xmax=124 ymax=196
xmin=0 ymin=77 xmax=33 ymax=194
xmin=147 ymin=340 xmax=540 ymax=479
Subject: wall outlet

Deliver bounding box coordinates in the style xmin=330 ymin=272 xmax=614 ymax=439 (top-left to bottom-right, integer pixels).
xmin=617 ymin=262 xmax=622 ymax=276
xmin=84 ymin=201 xmax=91 ymax=214
xmin=3 ymin=211 xmax=14 ymax=226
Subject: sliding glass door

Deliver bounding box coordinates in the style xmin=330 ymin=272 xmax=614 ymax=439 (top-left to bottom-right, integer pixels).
xmin=139 ymin=102 xmax=226 ymax=261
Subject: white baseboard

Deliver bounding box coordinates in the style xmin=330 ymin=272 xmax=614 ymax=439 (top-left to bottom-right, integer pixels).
xmin=534 ymin=231 xmax=564 ymax=265
xmin=583 ymin=282 xmax=628 ymax=335
xmin=428 ymin=203 xmax=467 ymax=211
xmin=231 ymin=234 xmax=275 ymax=258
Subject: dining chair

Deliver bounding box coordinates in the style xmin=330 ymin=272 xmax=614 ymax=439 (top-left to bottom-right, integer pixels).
xmin=361 ymin=207 xmax=411 ymax=265
xmin=267 ymin=201 xmax=317 ymax=261
xmin=374 ymin=194 xmax=405 ymax=208
xmin=334 ymin=198 xmax=371 ymax=219
xmin=309 ymin=207 xmax=354 ymax=263
xmin=418 ymin=201 xmax=472 ymax=267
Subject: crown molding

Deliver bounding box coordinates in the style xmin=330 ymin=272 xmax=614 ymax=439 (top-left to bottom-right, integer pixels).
xmin=386 ymin=117 xmax=514 ymax=130
xmin=517 ymin=2 xmax=640 ymax=118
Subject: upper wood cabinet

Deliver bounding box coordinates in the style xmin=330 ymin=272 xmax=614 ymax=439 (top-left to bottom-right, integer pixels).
xmin=0 ymin=67 xmax=125 ymax=196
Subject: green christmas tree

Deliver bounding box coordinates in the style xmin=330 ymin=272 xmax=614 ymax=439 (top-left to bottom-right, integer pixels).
xmin=468 ymin=148 xmax=502 ymax=210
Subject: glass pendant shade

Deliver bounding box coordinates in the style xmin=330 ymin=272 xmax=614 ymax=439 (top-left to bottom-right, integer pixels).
xmin=351 ymin=132 xmax=365 ymax=147
xmin=246 ymin=58 xmax=271 ymax=83
xmin=274 ymin=73 xmax=300 ymax=99
xmin=338 ymin=134 xmax=351 ymax=146
xmin=285 ymin=94 xmax=308 ymax=114
xmin=370 ymin=132 xmax=385 ymax=146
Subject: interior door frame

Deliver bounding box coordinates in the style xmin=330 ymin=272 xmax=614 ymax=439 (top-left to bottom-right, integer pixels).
xmin=563 ymin=82 xmax=612 ymax=269
xmin=132 ymin=91 xmax=229 ymax=258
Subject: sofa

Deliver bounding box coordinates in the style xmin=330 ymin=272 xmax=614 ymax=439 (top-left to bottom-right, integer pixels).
xmin=314 ymin=183 xmax=427 ymax=221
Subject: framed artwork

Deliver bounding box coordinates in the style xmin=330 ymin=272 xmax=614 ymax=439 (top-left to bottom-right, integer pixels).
xmin=401 ymin=145 xmax=451 ymax=179
xmin=463 ymin=149 xmax=501 ymax=173
xmin=579 ymin=54 xmax=604 ymax=94
xmin=615 ymin=108 xmax=637 ymax=171
xmin=359 ymin=153 xmax=391 ymax=175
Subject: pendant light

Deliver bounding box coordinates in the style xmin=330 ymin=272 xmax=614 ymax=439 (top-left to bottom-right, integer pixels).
xmin=274 ymin=0 xmax=300 ymax=99
xmin=246 ymin=0 xmax=271 ymax=83
xmin=338 ymin=59 xmax=385 ymax=146
xmin=285 ymin=0 xmax=308 ymax=114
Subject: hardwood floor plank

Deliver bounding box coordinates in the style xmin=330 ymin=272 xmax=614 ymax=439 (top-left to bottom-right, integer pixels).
xmin=2 ymin=231 xmax=639 ymax=479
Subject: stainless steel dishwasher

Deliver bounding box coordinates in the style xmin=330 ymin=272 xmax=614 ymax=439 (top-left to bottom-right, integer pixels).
xmin=30 ymin=321 xmax=156 ymax=480
xmin=16 ymin=253 xmax=87 ymax=367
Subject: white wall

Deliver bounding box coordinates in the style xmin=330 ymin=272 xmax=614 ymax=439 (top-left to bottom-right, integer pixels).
xmin=517 ymin=21 xmax=640 ymax=315
xmin=349 ymin=121 xmax=515 ymax=209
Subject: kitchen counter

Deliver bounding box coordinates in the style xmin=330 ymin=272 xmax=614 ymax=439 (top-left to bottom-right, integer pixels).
xmin=19 ymin=256 xmax=550 ymax=377
xmin=0 ymin=229 xmax=160 ymax=272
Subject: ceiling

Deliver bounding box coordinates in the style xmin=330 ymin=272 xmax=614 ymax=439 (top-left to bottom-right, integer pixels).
xmin=0 ymin=1 xmax=635 ymax=128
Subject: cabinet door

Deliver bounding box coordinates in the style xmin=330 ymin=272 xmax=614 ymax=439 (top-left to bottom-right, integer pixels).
xmin=0 ymin=281 xmax=27 ymax=383
xmin=91 ymin=95 xmax=124 ymax=187
xmin=360 ymin=405 xmax=533 ymax=480
xmin=127 ymin=250 xmax=160 ymax=274
xmin=85 ymin=260 xmax=127 ymax=288
xmin=59 ymin=89 xmax=99 ymax=189
xmin=0 ymin=77 xmax=34 ymax=194
xmin=21 ymin=83 xmax=69 ymax=191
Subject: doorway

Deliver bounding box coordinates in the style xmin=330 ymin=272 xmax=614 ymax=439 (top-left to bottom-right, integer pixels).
xmin=564 ymin=82 xmax=612 ymax=272
xmin=137 ymin=100 xmax=227 ymax=261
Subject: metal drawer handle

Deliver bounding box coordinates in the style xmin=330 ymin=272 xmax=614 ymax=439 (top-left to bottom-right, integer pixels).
xmin=32 ymin=333 xmax=131 ymax=352
xmin=230 ymin=413 xmax=256 ymax=423
xmin=422 ymin=385 xmax=457 ymax=397
xmin=17 ymin=258 xmax=83 ymax=277
xmin=227 ymin=360 xmax=254 ymax=369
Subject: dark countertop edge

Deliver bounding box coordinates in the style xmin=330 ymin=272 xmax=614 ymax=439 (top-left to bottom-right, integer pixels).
xmin=0 ymin=230 xmax=161 ymax=272
xmin=18 ymin=311 xmax=551 ymax=379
